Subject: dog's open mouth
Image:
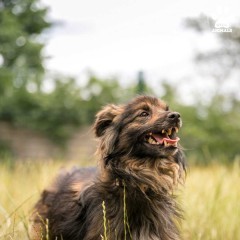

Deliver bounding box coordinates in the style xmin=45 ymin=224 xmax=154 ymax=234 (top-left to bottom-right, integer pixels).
xmin=144 ymin=127 xmax=180 ymax=147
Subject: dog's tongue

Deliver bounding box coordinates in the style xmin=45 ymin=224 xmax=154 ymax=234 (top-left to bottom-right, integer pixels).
xmin=152 ymin=133 xmax=180 ymax=145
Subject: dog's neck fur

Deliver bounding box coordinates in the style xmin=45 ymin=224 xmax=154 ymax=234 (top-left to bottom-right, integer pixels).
xmin=80 ymin=154 xmax=184 ymax=240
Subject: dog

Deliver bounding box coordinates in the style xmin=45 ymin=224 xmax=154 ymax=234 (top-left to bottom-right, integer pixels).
xmin=30 ymin=95 xmax=186 ymax=240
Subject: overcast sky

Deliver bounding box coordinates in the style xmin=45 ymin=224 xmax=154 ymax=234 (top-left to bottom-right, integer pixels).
xmin=41 ymin=0 xmax=240 ymax=101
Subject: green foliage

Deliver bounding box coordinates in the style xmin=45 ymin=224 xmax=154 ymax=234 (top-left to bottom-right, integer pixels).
xmin=0 ymin=0 xmax=51 ymax=90
xmin=80 ymin=75 xmax=140 ymax=123
xmin=0 ymin=140 xmax=13 ymax=159
xmin=80 ymin=76 xmax=124 ymax=123
xmin=0 ymin=2 xmax=239 ymax=163
xmin=33 ymin=78 xmax=83 ymax=144
xmin=178 ymin=98 xmax=240 ymax=163
xmin=0 ymin=0 xmax=84 ymax=144
xmin=0 ymin=0 xmax=138 ymax=145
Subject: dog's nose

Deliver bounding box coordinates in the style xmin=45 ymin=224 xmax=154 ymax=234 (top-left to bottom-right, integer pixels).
xmin=167 ymin=112 xmax=181 ymax=120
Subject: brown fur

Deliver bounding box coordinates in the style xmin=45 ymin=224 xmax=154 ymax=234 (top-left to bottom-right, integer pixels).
xmin=30 ymin=95 xmax=186 ymax=240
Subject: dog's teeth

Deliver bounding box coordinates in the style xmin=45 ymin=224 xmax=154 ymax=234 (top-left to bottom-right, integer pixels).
xmin=148 ymin=138 xmax=154 ymax=144
xmin=162 ymin=129 xmax=165 ymax=134
xmin=168 ymin=128 xmax=172 ymax=135
xmin=163 ymin=140 xmax=168 ymax=146
xmin=153 ymin=140 xmax=157 ymax=144
xmin=148 ymin=136 xmax=159 ymax=145
xmin=175 ymin=127 xmax=179 ymax=133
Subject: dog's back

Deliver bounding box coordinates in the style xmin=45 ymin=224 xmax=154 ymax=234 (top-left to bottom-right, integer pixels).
xmin=30 ymin=167 xmax=97 ymax=240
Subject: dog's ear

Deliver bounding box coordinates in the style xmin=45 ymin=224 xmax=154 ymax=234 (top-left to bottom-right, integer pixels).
xmin=94 ymin=104 xmax=123 ymax=137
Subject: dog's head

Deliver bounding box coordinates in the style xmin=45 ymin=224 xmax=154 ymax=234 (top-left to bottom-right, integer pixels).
xmin=94 ymin=96 xmax=185 ymax=190
xmin=95 ymin=96 xmax=182 ymax=158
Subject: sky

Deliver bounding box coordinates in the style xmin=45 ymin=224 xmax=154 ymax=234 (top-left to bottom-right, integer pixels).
xmin=41 ymin=0 xmax=240 ymax=101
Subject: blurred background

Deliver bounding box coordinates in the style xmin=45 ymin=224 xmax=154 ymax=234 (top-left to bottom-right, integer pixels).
xmin=0 ymin=0 xmax=239 ymax=164
xmin=0 ymin=1 xmax=240 ymax=239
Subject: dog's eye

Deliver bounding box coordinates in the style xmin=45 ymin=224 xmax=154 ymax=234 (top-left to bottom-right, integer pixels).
xmin=139 ymin=111 xmax=149 ymax=117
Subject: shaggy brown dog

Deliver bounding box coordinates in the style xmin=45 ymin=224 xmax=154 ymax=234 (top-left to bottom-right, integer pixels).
xmin=30 ymin=95 xmax=186 ymax=240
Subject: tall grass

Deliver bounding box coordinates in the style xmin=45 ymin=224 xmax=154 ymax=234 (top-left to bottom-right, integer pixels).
xmin=181 ymin=161 xmax=240 ymax=240
xmin=0 ymin=159 xmax=239 ymax=240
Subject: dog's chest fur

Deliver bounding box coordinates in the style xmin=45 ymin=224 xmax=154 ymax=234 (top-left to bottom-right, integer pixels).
xmin=48 ymin=171 xmax=181 ymax=240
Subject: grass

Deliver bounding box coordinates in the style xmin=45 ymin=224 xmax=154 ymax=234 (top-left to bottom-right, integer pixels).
xmin=0 ymin=159 xmax=240 ymax=240
xmin=181 ymin=161 xmax=240 ymax=240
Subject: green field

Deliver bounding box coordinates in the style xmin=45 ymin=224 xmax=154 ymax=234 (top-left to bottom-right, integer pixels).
xmin=0 ymin=160 xmax=239 ymax=240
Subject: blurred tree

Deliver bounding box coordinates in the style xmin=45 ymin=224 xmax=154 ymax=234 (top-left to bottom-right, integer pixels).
xmin=0 ymin=0 xmax=51 ymax=92
xmin=134 ymin=71 xmax=153 ymax=96
xmin=0 ymin=0 xmax=52 ymax=126
xmin=181 ymin=15 xmax=240 ymax=162
xmin=184 ymin=15 xmax=240 ymax=98
xmin=136 ymin=71 xmax=146 ymax=94
xmin=80 ymin=75 xmax=134 ymax=123
xmin=160 ymin=80 xmax=177 ymax=106
xmin=0 ymin=0 xmax=84 ymax=145
xmin=34 ymin=77 xmax=85 ymax=144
